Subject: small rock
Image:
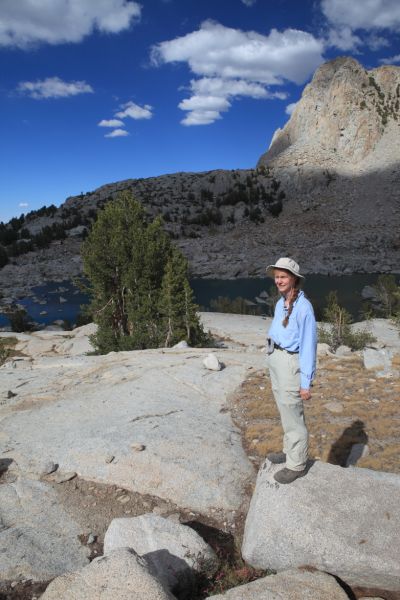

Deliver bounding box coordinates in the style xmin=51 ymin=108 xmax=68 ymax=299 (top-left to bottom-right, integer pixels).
xmin=41 ymin=461 xmax=58 ymax=475
xmin=173 ymin=340 xmax=189 ymax=349
xmin=131 ymin=443 xmax=145 ymax=452
xmin=7 ymin=390 xmax=17 ymax=399
xmin=324 ymin=401 xmax=344 ymax=413
xmin=117 ymin=495 xmax=130 ymax=504
xmin=317 ymin=343 xmax=333 ymax=356
xmin=87 ymin=533 xmax=96 ymax=544
xmin=152 ymin=504 xmax=170 ymax=516
xmin=335 ymin=345 xmax=352 ymax=356
xmin=10 ymin=581 xmax=18 ymax=588
xmin=105 ymin=455 xmax=115 ymax=464
xmin=54 ymin=471 xmax=77 ymax=483
xmin=167 ymin=513 xmax=181 ymax=524
xmin=203 ymin=352 xmax=222 ymax=371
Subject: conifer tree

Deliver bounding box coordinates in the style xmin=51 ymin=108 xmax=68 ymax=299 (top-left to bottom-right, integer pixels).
xmin=159 ymin=247 xmax=207 ymax=347
xmin=82 ymin=191 xmax=206 ymax=353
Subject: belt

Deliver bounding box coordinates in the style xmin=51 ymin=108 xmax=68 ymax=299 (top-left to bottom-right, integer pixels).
xmin=274 ymin=343 xmax=299 ymax=355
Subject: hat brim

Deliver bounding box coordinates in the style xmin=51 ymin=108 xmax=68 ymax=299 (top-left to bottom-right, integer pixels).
xmin=266 ymin=264 xmax=305 ymax=279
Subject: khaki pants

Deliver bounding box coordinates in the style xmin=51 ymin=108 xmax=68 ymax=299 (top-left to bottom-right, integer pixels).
xmin=267 ymin=348 xmax=308 ymax=471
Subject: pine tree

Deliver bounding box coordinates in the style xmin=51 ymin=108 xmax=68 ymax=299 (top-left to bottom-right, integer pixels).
xmin=159 ymin=247 xmax=207 ymax=347
xmin=82 ymin=191 xmax=206 ymax=353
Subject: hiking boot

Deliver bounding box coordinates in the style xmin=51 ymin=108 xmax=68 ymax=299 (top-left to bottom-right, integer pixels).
xmin=273 ymin=467 xmax=306 ymax=484
xmin=266 ymin=451 xmax=286 ymax=464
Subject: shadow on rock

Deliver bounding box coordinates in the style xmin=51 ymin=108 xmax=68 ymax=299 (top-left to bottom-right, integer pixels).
xmin=0 ymin=458 xmax=13 ymax=481
xmin=327 ymin=419 xmax=368 ymax=467
xmin=184 ymin=521 xmax=236 ymax=559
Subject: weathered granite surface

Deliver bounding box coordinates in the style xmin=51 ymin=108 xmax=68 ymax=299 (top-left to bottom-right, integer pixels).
xmin=242 ymin=459 xmax=400 ymax=591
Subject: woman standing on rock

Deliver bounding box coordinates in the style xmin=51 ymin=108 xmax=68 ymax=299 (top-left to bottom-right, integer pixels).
xmin=265 ymin=257 xmax=317 ymax=484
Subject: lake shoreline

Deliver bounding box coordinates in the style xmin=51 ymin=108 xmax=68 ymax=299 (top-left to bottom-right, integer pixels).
xmin=2 ymin=272 xmax=400 ymax=330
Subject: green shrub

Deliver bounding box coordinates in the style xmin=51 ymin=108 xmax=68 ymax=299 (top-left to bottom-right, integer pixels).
xmin=5 ymin=305 xmax=35 ymax=333
xmin=370 ymin=274 xmax=400 ymax=318
xmin=318 ymin=291 xmax=376 ymax=351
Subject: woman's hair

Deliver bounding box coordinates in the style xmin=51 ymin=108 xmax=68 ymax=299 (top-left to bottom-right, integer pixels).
xmin=282 ymin=277 xmax=300 ymax=328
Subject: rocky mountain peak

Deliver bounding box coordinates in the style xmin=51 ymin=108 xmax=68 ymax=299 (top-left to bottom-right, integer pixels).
xmin=258 ymin=56 xmax=400 ymax=170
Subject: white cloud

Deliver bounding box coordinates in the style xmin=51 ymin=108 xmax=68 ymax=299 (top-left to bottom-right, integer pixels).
xmin=19 ymin=202 xmax=29 ymax=208
xmin=285 ymin=102 xmax=298 ymax=116
xmin=17 ymin=77 xmax=93 ymax=99
xmin=322 ymin=0 xmax=400 ymax=50
xmin=326 ymin=26 xmax=362 ymax=51
xmin=241 ymin=0 xmax=257 ymax=6
xmin=153 ymin=21 xmax=324 ymax=85
xmin=321 ymin=0 xmax=400 ymax=31
xmin=366 ymin=33 xmax=390 ymax=50
xmin=153 ymin=21 xmax=323 ymax=125
xmin=380 ymin=53 xmax=400 ymax=64
xmin=178 ymin=76 xmax=288 ymax=126
xmin=105 ymin=128 xmax=129 ymax=138
xmin=190 ymin=77 xmax=269 ymax=99
xmin=0 ymin=0 xmax=141 ymax=48
xmin=182 ymin=110 xmax=223 ymax=126
xmin=179 ymin=95 xmax=231 ymax=112
xmin=115 ymin=101 xmax=153 ymax=120
xmin=98 ymin=118 xmax=125 ymax=127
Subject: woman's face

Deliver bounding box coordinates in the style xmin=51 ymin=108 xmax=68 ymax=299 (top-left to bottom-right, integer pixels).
xmin=274 ymin=269 xmax=296 ymax=296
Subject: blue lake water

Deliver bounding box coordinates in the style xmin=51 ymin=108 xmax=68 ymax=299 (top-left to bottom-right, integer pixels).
xmin=1 ymin=273 xmax=399 ymax=328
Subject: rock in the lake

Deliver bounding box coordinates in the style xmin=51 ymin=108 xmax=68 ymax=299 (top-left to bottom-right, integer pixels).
xmin=104 ymin=514 xmax=218 ymax=595
xmin=208 ymin=568 xmax=349 ymax=599
xmin=242 ymin=459 xmax=400 ymax=591
xmin=41 ymin=548 xmax=175 ymax=600
xmin=203 ymin=352 xmax=222 ymax=371
xmin=0 ymin=479 xmax=89 ymax=580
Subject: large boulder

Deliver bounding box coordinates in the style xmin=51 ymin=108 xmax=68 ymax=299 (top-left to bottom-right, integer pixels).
xmin=0 ymin=478 xmax=90 ymax=580
xmin=208 ymin=568 xmax=349 ymax=599
xmin=363 ymin=347 xmax=393 ymax=376
xmin=41 ymin=548 xmax=175 ymax=600
xmin=0 ymin=347 xmax=259 ymax=516
xmin=104 ymin=514 xmax=218 ymax=596
xmin=242 ymin=460 xmax=400 ymax=591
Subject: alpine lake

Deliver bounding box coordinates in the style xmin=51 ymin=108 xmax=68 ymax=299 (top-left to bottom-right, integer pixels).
xmin=1 ymin=273 xmax=399 ymax=329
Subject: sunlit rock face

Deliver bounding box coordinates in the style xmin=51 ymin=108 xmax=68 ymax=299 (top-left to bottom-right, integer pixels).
xmin=258 ymin=56 xmax=400 ymax=171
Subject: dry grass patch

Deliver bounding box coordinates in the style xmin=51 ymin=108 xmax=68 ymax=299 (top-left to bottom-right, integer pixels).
xmin=0 ymin=337 xmax=20 ymax=366
xmin=231 ymin=355 xmax=400 ymax=474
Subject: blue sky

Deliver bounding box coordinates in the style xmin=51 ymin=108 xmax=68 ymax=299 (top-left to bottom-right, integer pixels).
xmin=1 ymin=0 xmax=400 ymax=223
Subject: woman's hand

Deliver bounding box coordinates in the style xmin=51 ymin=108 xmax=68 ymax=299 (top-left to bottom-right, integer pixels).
xmin=300 ymin=388 xmax=311 ymax=401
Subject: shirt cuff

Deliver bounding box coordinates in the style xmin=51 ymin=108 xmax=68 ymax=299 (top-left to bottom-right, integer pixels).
xmin=300 ymin=374 xmax=313 ymax=389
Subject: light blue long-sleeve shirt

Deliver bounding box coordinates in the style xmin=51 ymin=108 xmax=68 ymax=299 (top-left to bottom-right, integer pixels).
xmin=267 ymin=290 xmax=317 ymax=389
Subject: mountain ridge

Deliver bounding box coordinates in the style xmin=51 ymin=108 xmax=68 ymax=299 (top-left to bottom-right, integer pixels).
xmin=1 ymin=56 xmax=399 ymax=303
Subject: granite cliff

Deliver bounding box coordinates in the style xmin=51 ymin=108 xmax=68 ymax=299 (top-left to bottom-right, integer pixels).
xmin=1 ymin=57 xmax=399 ymax=302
